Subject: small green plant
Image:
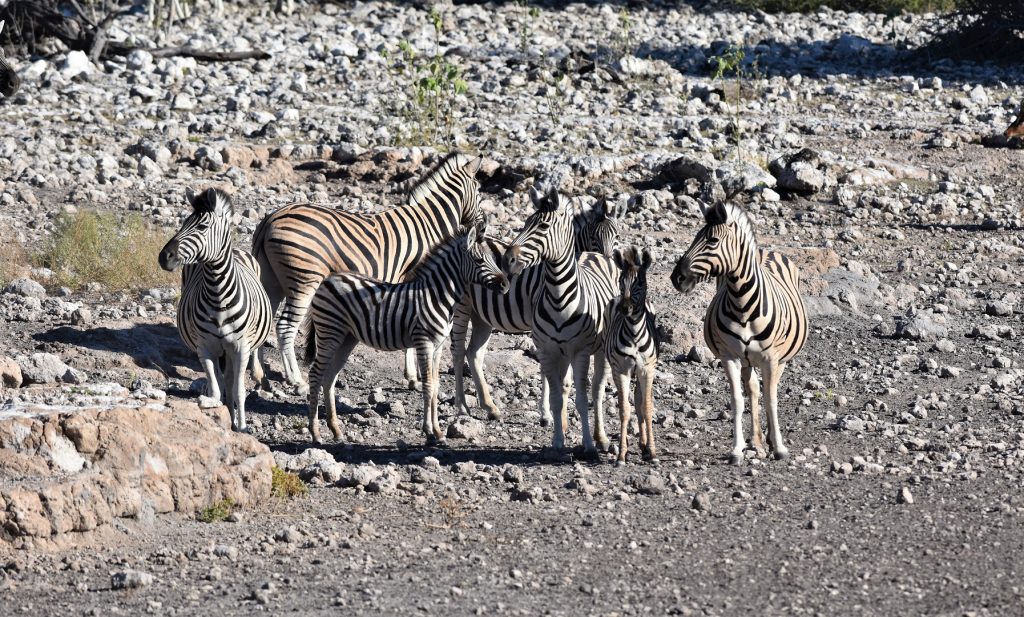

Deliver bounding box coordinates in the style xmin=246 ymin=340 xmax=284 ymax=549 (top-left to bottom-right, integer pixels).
xmin=516 ymin=1 xmax=541 ymax=55
xmin=616 ymin=7 xmax=635 ymax=59
xmin=707 ymin=45 xmax=765 ymax=162
xmin=271 ymin=466 xmax=308 ymax=499
xmin=197 ymin=498 xmax=235 ymax=523
xmin=385 ymin=8 xmax=470 ymax=147
xmin=37 ymin=210 xmax=177 ymax=291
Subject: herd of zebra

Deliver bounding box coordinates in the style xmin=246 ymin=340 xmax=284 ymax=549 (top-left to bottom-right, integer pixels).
xmin=157 ymin=152 xmax=808 ymax=465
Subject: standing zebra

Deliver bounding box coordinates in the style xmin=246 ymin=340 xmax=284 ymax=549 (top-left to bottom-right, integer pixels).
xmin=253 ymin=152 xmax=484 ymax=394
xmin=671 ymin=200 xmax=808 ymax=464
xmin=159 ymin=188 xmax=273 ymax=433
xmin=303 ymin=225 xmax=508 ymax=444
xmin=452 ymin=195 xmax=623 ymax=422
xmin=0 ymin=21 xmax=21 ymax=99
xmin=606 ymin=246 xmax=659 ymax=465
xmin=502 ymin=188 xmax=619 ymax=455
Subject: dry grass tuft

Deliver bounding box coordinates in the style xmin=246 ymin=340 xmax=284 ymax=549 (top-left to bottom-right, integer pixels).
xmin=0 ymin=227 xmax=29 ymax=288
xmin=38 ymin=210 xmax=177 ymax=291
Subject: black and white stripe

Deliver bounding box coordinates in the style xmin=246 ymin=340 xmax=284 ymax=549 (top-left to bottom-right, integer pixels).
xmin=0 ymin=21 xmax=20 ymax=98
xmin=451 ymin=195 xmax=623 ymax=422
xmin=303 ymin=226 xmax=508 ymax=445
xmin=252 ymin=152 xmax=484 ymax=393
xmin=502 ymin=188 xmax=619 ymax=455
xmin=159 ymin=188 xmax=273 ymax=432
xmin=606 ymin=246 xmax=658 ymax=465
xmin=671 ymin=200 xmax=808 ymax=464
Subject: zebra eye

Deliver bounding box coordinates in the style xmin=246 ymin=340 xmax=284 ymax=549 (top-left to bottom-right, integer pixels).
xmin=706 ymin=236 xmax=719 ymax=247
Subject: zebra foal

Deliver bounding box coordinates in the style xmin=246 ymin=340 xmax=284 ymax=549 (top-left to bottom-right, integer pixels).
xmin=606 ymin=246 xmax=659 ymax=465
xmin=671 ymin=200 xmax=808 ymax=464
xmin=303 ymin=226 xmax=508 ymax=445
xmin=253 ymin=152 xmax=484 ymax=394
xmin=451 ymin=195 xmax=623 ymax=422
xmin=159 ymin=188 xmax=273 ymax=432
xmin=502 ymin=188 xmax=619 ymax=456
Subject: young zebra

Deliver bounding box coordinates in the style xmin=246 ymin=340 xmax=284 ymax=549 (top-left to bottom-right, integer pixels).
xmin=303 ymin=226 xmax=508 ymax=445
xmin=159 ymin=188 xmax=273 ymax=433
xmin=451 ymin=195 xmax=624 ymax=422
xmin=0 ymin=21 xmax=21 ymax=98
xmin=671 ymin=200 xmax=808 ymax=464
xmin=606 ymin=246 xmax=659 ymax=465
xmin=253 ymin=152 xmax=484 ymax=394
xmin=502 ymin=188 xmax=619 ymax=455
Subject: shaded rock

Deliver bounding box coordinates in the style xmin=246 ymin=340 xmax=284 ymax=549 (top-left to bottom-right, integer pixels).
xmin=447 ymin=415 xmax=486 ymax=441
xmin=0 ymin=357 xmax=22 ymax=389
xmin=4 ymin=279 xmax=46 ymax=299
xmin=661 ymin=153 xmax=716 ymax=183
xmin=15 ymin=353 xmax=80 ymax=385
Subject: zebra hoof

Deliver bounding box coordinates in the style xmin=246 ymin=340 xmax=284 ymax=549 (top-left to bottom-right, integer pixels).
xmin=539 ymin=416 xmax=551 ymax=428
xmin=615 ymin=458 xmax=627 ymax=468
xmin=577 ymin=446 xmax=600 ymax=462
xmin=486 ymin=410 xmax=502 ymax=422
xmin=406 ymin=380 xmax=421 ymax=391
xmin=773 ymin=448 xmax=790 ymax=461
xmin=729 ymin=452 xmax=744 ymax=466
xmin=295 ymin=383 xmax=310 ymax=397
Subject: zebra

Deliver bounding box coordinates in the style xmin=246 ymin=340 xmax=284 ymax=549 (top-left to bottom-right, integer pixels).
xmin=159 ymin=188 xmax=273 ymax=433
xmin=670 ymin=200 xmax=808 ymax=464
xmin=303 ymin=225 xmax=508 ymax=445
xmin=451 ymin=195 xmax=624 ymax=423
xmin=501 ymin=188 xmax=620 ymax=456
xmin=606 ymin=246 xmax=659 ymax=465
xmin=0 ymin=21 xmax=21 ymax=99
xmin=253 ymin=152 xmax=484 ymax=395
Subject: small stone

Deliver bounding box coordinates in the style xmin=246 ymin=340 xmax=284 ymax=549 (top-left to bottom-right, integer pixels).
xmin=71 ymin=307 xmax=93 ymax=325
xmin=691 ymin=493 xmax=711 ymax=512
xmin=0 ymin=357 xmax=22 ymax=388
xmin=502 ymin=465 xmax=525 ymax=485
xmin=898 ymin=487 xmax=914 ymax=504
xmin=446 ymin=415 xmax=486 ymax=441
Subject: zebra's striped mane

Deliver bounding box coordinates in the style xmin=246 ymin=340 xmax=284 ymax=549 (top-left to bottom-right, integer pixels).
xmin=407 ymin=152 xmax=475 ymax=207
xmin=704 ymin=202 xmax=758 ymax=248
xmin=401 ymin=228 xmax=472 ymax=281
xmin=189 ymin=187 xmax=233 ymax=215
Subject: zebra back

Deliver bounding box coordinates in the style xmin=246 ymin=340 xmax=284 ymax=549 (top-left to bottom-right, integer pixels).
xmin=252 ymin=151 xmax=484 ymax=287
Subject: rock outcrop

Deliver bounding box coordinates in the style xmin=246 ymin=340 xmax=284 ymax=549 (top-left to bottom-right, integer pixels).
xmin=0 ymin=400 xmax=273 ymax=548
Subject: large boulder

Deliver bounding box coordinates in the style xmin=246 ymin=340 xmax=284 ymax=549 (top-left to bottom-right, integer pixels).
xmin=0 ymin=400 xmax=273 ymax=548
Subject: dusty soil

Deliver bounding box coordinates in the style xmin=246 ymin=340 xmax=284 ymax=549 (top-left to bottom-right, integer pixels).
xmin=2 ymin=1 xmax=1024 ymax=616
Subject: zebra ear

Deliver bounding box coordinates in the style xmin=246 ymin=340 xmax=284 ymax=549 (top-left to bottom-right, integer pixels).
xmin=528 ymin=186 xmax=542 ymax=207
xmin=207 ymin=188 xmax=233 ymax=215
xmin=463 ymin=155 xmax=484 ymax=176
xmin=607 ymin=199 xmax=627 ymax=220
xmin=0 ymin=21 xmax=5 ymax=37
xmin=612 ymin=248 xmax=625 ymax=270
xmin=466 ymin=224 xmax=479 ymax=245
xmin=592 ymin=198 xmax=607 ymax=221
xmin=185 ymin=187 xmax=198 ymax=207
xmin=641 ymin=248 xmax=655 ymax=268
xmin=696 ymin=199 xmax=709 ymax=218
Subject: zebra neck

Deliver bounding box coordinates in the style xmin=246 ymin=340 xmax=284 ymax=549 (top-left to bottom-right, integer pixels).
xmin=539 ymin=242 xmax=580 ymax=312
xmin=199 ymin=245 xmax=237 ymax=287
xmin=412 ymin=268 xmax=465 ymax=319
xmin=722 ymin=243 xmax=766 ymax=322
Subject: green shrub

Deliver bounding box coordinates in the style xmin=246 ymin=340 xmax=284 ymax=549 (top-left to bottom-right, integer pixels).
xmin=197 ymin=498 xmax=235 ymax=523
xmin=37 ymin=210 xmax=177 ymax=291
xmin=271 ymin=466 xmax=308 ymax=499
xmin=930 ymin=0 xmax=1024 ymax=58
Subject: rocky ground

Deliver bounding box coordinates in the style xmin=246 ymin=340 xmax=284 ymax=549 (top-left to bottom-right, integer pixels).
xmin=2 ymin=1 xmax=1024 ymax=615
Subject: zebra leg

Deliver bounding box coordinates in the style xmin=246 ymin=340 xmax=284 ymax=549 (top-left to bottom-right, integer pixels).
xmin=249 ymin=347 xmax=269 ymax=392
xmin=638 ymin=365 xmax=658 ymax=463
xmin=278 ymin=296 xmax=313 ymax=395
xmin=306 ymin=345 xmax=331 ymax=445
xmin=614 ymin=370 xmax=631 ymax=466
xmin=743 ymin=364 xmax=765 ymax=455
xmin=560 ymin=371 xmax=571 ymax=433
xmin=763 ymin=360 xmax=789 ymax=461
xmin=229 ymin=346 xmax=251 ymax=433
xmin=571 ymin=354 xmax=597 ymax=456
xmin=322 ymin=338 xmax=356 ymax=442
xmin=404 ymin=348 xmax=420 ymax=390
xmin=450 ymin=303 xmax=472 ymax=414
xmin=198 ymin=351 xmax=222 ymax=401
xmin=466 ymin=317 xmax=500 ymax=420
xmin=417 ymin=342 xmax=445 ymax=445
xmin=540 ymin=356 xmax=570 ymax=450
xmin=723 ymin=358 xmax=746 ymax=465
xmin=538 ymin=376 xmax=552 ymax=427
xmin=430 ymin=343 xmax=445 ymax=438
xmin=590 ymin=352 xmax=610 ymax=452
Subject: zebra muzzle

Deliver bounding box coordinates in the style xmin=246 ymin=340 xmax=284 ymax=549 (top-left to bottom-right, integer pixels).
xmin=501 ymin=247 xmax=526 ymax=278
xmin=159 ymin=243 xmax=182 ymax=271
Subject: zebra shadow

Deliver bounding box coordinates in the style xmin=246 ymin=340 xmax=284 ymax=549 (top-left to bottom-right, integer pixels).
xmin=33 ymin=321 xmax=198 ymax=380
xmin=267 ymin=439 xmax=543 ymax=469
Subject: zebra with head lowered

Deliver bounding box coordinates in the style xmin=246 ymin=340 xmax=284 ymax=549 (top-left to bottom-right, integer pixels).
xmin=671 ymin=200 xmax=808 ymax=464
xmin=303 ymin=225 xmax=508 ymax=445
xmin=452 ymin=195 xmax=623 ymax=423
xmin=606 ymin=246 xmax=659 ymax=465
xmin=0 ymin=21 xmax=22 ymax=99
xmin=253 ymin=153 xmax=484 ymax=395
xmin=502 ymin=188 xmax=620 ymax=456
xmin=159 ymin=188 xmax=273 ymax=433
